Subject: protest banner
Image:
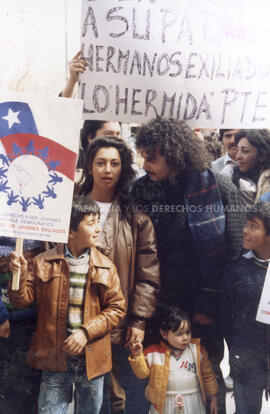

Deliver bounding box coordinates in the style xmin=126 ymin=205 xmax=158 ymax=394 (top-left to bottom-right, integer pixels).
xmin=79 ymin=0 xmax=270 ymax=127
xmin=256 ymin=262 xmax=270 ymax=325
xmin=0 ymin=91 xmax=83 ymax=244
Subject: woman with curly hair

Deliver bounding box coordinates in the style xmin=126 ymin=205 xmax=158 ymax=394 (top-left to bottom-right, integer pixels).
xmin=76 ymin=136 xmax=160 ymax=414
xmin=77 ymin=136 xmax=134 ymax=216
xmin=222 ymin=129 xmax=270 ymax=205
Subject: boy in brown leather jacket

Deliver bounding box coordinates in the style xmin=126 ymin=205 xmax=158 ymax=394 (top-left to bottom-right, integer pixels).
xmin=9 ymin=196 xmax=125 ymax=414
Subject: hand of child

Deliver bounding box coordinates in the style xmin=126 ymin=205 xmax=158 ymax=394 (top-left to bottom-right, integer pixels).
xmin=129 ymin=339 xmax=143 ymax=358
xmin=0 ymin=319 xmax=10 ymax=338
xmin=63 ymin=329 xmax=88 ymax=356
xmin=9 ymin=252 xmax=28 ymax=275
xmin=209 ymin=394 xmax=218 ymax=414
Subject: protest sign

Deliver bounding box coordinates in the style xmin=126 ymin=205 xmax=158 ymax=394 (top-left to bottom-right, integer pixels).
xmin=79 ymin=0 xmax=270 ymax=127
xmin=256 ymin=262 xmax=270 ymax=325
xmin=0 ymin=91 xmax=83 ymax=243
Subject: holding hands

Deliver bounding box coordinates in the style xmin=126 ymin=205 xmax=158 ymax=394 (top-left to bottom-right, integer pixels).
xmin=129 ymin=338 xmax=143 ymax=359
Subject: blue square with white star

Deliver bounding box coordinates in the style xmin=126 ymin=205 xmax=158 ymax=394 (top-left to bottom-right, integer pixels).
xmin=0 ymin=102 xmax=38 ymax=137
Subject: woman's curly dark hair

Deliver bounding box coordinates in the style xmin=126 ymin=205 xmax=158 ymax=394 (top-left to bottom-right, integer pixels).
xmin=76 ymin=136 xmax=136 ymax=215
xmin=135 ymin=117 xmax=208 ymax=172
xmin=235 ymin=129 xmax=270 ymax=172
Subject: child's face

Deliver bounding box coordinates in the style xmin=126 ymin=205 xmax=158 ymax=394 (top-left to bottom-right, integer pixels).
xmin=69 ymin=214 xmax=101 ymax=253
xmin=243 ymin=217 xmax=269 ymax=255
xmin=160 ymin=320 xmax=191 ymax=350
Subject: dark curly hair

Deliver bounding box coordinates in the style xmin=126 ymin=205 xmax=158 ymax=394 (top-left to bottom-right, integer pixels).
xmin=135 ymin=117 xmax=208 ymax=172
xmin=204 ymin=132 xmax=222 ymax=166
xmin=77 ymin=136 xmax=136 ymax=215
xmin=235 ymin=129 xmax=270 ymax=172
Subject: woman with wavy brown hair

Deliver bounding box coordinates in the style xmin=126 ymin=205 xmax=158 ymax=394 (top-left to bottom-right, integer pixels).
xmin=222 ymin=129 xmax=270 ymax=205
xmin=76 ymin=135 xmax=160 ymax=414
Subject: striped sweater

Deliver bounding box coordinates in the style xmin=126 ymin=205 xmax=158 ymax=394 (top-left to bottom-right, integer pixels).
xmin=66 ymin=254 xmax=89 ymax=335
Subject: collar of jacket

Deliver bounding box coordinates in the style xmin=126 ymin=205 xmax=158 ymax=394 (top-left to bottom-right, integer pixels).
xmin=43 ymin=244 xmax=113 ymax=286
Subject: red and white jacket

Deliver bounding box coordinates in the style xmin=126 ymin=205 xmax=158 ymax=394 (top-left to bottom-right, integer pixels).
xmin=129 ymin=339 xmax=218 ymax=414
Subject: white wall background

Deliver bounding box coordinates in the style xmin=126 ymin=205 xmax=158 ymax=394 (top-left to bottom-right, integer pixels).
xmin=0 ymin=0 xmax=81 ymax=96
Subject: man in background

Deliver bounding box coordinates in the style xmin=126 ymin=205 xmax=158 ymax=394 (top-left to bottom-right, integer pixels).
xmin=211 ymin=129 xmax=238 ymax=173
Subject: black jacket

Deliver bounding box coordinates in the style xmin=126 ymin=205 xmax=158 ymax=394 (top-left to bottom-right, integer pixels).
xmin=222 ymin=254 xmax=268 ymax=381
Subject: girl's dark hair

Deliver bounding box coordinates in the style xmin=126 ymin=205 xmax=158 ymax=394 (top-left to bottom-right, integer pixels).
xmin=246 ymin=202 xmax=270 ymax=235
xmin=235 ymin=129 xmax=270 ymax=171
xmin=70 ymin=196 xmax=100 ymax=231
xmin=155 ymin=303 xmax=190 ymax=333
xmin=77 ymin=136 xmax=136 ymax=216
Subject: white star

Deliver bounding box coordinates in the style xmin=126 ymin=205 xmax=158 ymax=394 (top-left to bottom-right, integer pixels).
xmin=2 ymin=108 xmax=21 ymax=129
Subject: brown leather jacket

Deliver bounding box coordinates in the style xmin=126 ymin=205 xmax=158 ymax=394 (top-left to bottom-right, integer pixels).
xmin=97 ymin=200 xmax=160 ymax=343
xmin=8 ymin=245 xmax=125 ymax=380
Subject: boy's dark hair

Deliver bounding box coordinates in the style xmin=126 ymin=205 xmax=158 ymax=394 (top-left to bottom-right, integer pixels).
xmin=155 ymin=303 xmax=190 ymax=333
xmin=70 ymin=196 xmax=100 ymax=231
xmin=246 ymin=202 xmax=270 ymax=235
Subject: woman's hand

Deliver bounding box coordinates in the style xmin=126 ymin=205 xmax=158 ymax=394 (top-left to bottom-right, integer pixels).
xmin=68 ymin=51 xmax=88 ymax=84
xmin=62 ymin=51 xmax=88 ymax=98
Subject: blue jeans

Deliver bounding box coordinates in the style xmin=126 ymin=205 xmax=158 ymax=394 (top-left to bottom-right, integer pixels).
xmin=38 ymin=355 xmax=104 ymax=414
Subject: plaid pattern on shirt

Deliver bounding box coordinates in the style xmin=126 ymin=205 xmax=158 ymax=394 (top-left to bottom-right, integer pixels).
xmin=213 ymin=171 xmax=245 ymax=258
xmin=184 ymin=169 xmax=226 ymax=280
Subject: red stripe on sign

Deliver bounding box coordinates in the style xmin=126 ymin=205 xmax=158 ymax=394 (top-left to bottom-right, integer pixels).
xmin=0 ymin=133 xmax=77 ymax=181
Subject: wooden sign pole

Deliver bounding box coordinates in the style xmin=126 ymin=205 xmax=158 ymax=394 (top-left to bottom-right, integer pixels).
xmin=11 ymin=238 xmax=23 ymax=291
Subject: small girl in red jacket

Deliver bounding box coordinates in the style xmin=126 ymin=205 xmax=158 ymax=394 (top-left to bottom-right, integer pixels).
xmin=129 ymin=304 xmax=218 ymax=414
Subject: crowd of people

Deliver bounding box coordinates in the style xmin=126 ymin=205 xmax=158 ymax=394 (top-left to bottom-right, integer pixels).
xmin=1 ymin=51 xmax=270 ymax=414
